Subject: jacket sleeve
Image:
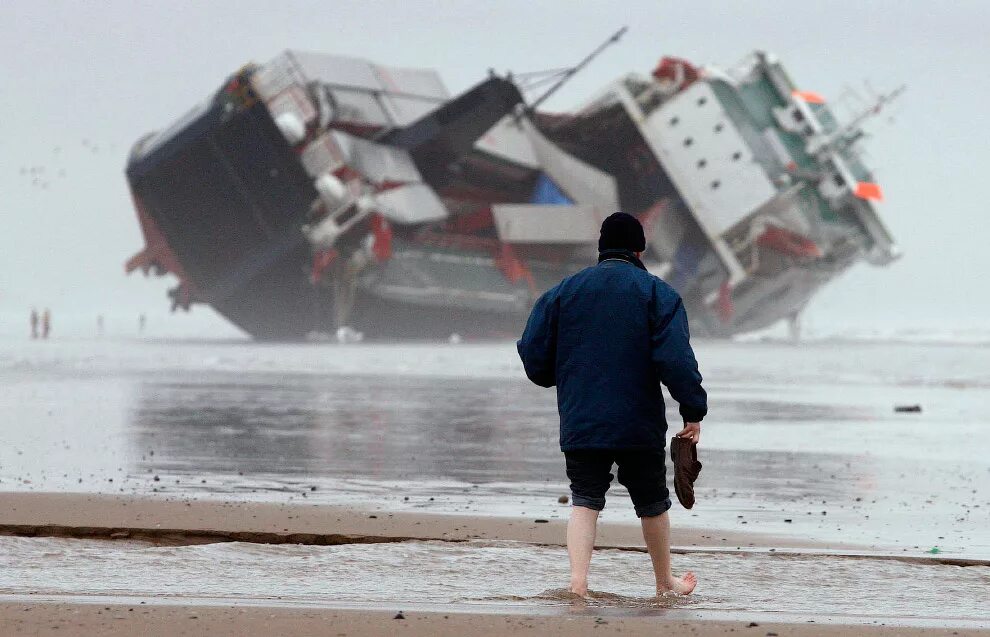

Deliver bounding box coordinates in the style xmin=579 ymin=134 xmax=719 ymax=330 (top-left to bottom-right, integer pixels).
xmin=516 ymin=287 xmax=560 ymax=388
xmin=650 ymin=283 xmax=708 ymax=422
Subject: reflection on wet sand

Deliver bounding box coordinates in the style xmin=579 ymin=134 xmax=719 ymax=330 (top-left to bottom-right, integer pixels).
xmin=128 ymin=372 xmax=875 ymax=500
xmin=2 ymin=339 xmax=988 ymax=558
xmin=129 ymin=374 xmax=554 ymax=481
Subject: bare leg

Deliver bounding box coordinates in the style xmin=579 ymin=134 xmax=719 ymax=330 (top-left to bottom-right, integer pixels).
xmin=567 ymin=505 xmax=599 ymax=596
xmin=641 ymin=512 xmax=697 ymax=595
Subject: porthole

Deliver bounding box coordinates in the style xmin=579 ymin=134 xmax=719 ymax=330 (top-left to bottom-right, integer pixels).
xmin=697 ymin=158 xmax=707 ymax=169
xmin=683 ymin=137 xmax=694 ymax=147
xmin=732 ymin=151 xmax=742 ymax=161
xmin=697 ymin=97 xmax=707 ymax=106
xmin=669 ymin=116 xmax=679 ymax=126
xmin=711 ymin=180 xmax=721 ymax=190
xmin=714 ymin=123 xmax=724 ymax=133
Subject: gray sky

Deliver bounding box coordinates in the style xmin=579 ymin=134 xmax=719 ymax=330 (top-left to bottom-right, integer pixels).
xmin=1 ymin=0 xmax=986 ymax=337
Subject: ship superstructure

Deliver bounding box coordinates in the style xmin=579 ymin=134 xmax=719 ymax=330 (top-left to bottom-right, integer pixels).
xmin=125 ymin=43 xmax=899 ymax=340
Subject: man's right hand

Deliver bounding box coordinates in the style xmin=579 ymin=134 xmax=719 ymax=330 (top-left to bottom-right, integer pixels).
xmin=676 ymin=422 xmax=701 ymax=444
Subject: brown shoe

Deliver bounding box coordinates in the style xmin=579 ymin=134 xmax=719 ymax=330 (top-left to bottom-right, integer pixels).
xmin=670 ymin=436 xmax=702 ymax=509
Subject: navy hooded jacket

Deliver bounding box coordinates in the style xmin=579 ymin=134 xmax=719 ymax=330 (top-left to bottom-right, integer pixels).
xmin=517 ymin=251 xmax=707 ymax=451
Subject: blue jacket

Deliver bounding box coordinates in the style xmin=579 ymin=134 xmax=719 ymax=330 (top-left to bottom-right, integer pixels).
xmin=517 ymin=251 xmax=707 ymax=451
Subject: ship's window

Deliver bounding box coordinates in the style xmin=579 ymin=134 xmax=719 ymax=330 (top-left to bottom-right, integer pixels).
xmin=669 ymin=116 xmax=679 ymax=126
xmin=711 ymin=180 xmax=721 ymax=189
xmin=732 ymin=151 xmax=742 ymax=161
xmin=683 ymin=137 xmax=693 ymax=147
xmin=697 ymin=158 xmax=707 ymax=169
xmin=714 ymin=123 xmax=724 ymax=133
xmin=697 ymin=97 xmax=707 ymax=106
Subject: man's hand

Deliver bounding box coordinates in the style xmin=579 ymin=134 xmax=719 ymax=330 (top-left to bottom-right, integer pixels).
xmin=676 ymin=422 xmax=701 ymax=444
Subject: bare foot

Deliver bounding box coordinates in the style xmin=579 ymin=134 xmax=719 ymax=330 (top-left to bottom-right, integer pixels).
xmin=657 ymin=571 xmax=697 ymax=595
xmin=569 ymin=579 xmax=589 ymax=598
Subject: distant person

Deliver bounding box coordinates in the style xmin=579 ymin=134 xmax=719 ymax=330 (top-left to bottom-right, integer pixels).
xmin=517 ymin=212 xmax=707 ymax=598
xmin=41 ymin=308 xmax=51 ymax=339
xmin=30 ymin=308 xmax=39 ymax=339
xmin=97 ymin=314 xmax=104 ymax=336
xmin=138 ymin=313 xmax=146 ymax=334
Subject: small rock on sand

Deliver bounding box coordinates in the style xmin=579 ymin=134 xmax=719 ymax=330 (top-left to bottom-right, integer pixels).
xmin=894 ymin=404 xmax=922 ymax=413
xmin=394 ymin=612 xmax=405 ymax=620
xmin=558 ymin=495 xmax=569 ymax=504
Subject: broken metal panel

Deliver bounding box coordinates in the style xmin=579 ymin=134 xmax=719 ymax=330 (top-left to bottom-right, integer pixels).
xmin=371 ymin=64 xmax=450 ymax=100
xmin=330 ymin=89 xmax=392 ymax=126
xmin=492 ymin=204 xmax=601 ymax=244
xmin=331 ymin=131 xmax=423 ymax=184
xmin=300 ymin=132 xmax=346 ymax=178
xmin=473 ymin=115 xmax=540 ymax=168
xmin=519 ymin=118 xmax=619 ymax=212
xmin=286 ymin=51 xmax=386 ymax=92
xmin=374 ymin=183 xmax=449 ymax=225
xmin=253 ymin=51 xmax=449 ymax=129
xmin=264 ymin=85 xmax=317 ymax=127
xmin=378 ymin=94 xmax=443 ymax=127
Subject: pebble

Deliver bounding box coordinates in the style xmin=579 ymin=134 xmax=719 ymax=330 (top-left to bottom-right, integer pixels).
xmin=558 ymin=495 xmax=569 ymax=504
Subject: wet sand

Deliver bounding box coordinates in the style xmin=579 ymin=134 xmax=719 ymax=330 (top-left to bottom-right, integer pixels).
xmin=3 ymin=338 xmax=987 ymax=557
xmin=2 ymin=493 xmax=988 ymax=635
xmin=4 ymin=603 xmax=988 ymax=637
xmin=2 ymin=338 xmax=988 ymax=633
xmin=0 ymin=492 xmax=847 ymax=550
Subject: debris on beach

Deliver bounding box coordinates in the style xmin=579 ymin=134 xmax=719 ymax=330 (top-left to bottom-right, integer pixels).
xmin=558 ymin=495 xmax=569 ymax=504
xmin=894 ymin=404 xmax=922 ymax=413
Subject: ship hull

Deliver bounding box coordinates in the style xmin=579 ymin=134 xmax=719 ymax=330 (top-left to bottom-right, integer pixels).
xmin=125 ymin=50 xmax=894 ymax=341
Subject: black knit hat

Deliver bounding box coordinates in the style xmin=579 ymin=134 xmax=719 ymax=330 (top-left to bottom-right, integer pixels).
xmin=598 ymin=212 xmax=646 ymax=252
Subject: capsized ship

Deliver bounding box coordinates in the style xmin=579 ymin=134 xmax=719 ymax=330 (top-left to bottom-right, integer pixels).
xmin=125 ymin=42 xmax=899 ymax=340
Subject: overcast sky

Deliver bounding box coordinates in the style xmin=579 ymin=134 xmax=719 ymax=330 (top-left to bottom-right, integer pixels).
xmin=1 ymin=0 xmax=986 ymax=338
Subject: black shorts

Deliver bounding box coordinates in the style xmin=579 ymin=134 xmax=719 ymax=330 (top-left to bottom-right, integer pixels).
xmin=564 ymin=449 xmax=671 ymax=518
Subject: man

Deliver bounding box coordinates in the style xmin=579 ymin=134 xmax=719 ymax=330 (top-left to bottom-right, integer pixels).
xmin=517 ymin=212 xmax=707 ymax=597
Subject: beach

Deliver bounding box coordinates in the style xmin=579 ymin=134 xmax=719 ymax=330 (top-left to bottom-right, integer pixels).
xmin=1 ymin=337 xmax=988 ymax=634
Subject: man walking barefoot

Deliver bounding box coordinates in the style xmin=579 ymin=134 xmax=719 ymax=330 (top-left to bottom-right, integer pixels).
xmin=517 ymin=212 xmax=707 ymax=597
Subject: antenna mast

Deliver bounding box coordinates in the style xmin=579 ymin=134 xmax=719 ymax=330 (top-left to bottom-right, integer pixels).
xmin=522 ymin=26 xmax=628 ymax=112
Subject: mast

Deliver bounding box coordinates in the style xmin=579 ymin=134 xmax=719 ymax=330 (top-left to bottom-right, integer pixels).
xmin=522 ymin=26 xmax=628 ymax=112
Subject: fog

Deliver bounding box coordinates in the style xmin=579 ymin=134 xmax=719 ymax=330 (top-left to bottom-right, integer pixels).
xmin=1 ymin=0 xmax=986 ymax=338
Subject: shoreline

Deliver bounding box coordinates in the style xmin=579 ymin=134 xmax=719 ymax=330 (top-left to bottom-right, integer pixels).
xmin=2 ymin=492 xmax=983 ymax=568
xmin=1 ymin=601 xmax=987 ymax=636
xmin=0 ymin=491 xmax=863 ymax=551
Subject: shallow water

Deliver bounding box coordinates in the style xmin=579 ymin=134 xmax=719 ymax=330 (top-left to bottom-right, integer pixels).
xmin=0 ymin=536 xmax=986 ymax=620
xmin=1 ymin=338 xmax=988 ymax=557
